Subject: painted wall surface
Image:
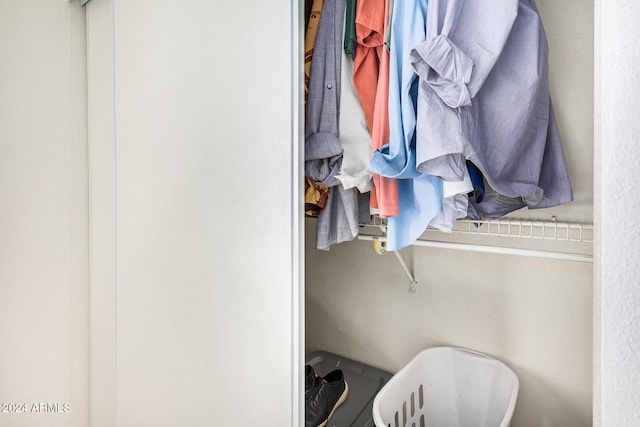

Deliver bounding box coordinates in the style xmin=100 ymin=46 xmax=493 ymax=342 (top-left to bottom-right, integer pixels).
xmin=600 ymin=0 xmax=640 ymax=425
xmin=0 ymin=1 xmax=89 ymax=426
xmin=87 ymin=1 xmax=301 ymax=425
xmin=537 ymin=0 xmax=594 ymax=224
xmin=306 ymin=1 xmax=594 ymax=426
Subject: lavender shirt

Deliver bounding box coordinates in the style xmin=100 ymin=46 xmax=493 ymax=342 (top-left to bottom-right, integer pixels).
xmin=410 ymin=0 xmax=573 ymax=218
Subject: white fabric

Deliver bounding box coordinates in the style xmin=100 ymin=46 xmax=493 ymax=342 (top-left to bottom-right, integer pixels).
xmin=429 ymin=168 xmax=473 ymax=231
xmin=335 ymin=24 xmax=374 ymax=193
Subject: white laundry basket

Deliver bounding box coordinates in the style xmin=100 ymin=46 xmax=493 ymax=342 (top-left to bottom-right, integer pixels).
xmin=372 ymin=347 xmax=519 ymax=427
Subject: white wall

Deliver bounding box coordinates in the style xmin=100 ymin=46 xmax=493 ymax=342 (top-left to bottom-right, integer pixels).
xmin=599 ymin=0 xmax=640 ymax=425
xmin=86 ymin=1 xmax=302 ymax=425
xmin=0 ymin=1 xmax=88 ymax=426
xmin=306 ymin=1 xmax=594 ymax=426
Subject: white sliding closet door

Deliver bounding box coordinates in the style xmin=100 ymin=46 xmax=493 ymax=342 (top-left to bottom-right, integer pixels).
xmin=86 ymin=1 xmax=303 ymax=426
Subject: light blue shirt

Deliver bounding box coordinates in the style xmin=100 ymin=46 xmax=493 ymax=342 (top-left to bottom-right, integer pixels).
xmin=369 ymin=0 xmax=443 ymax=251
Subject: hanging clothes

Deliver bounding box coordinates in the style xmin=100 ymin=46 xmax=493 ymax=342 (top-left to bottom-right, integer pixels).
xmin=368 ymin=0 xmax=422 ymax=180
xmin=343 ymin=0 xmax=357 ymax=59
xmin=334 ymin=4 xmax=374 ymax=195
xmin=360 ymin=0 xmax=400 ymax=218
xmin=352 ymin=0 xmax=385 ymax=134
xmin=305 ymin=0 xmax=315 ymax=33
xmin=409 ymin=0 xmax=573 ymax=218
xmin=305 ymin=0 xmax=359 ymax=251
xmin=467 ymin=160 xmax=485 ymax=203
xmin=428 ymin=173 xmax=473 ymax=231
xmin=303 ymin=0 xmax=326 ymax=218
xmin=368 ymin=0 xmax=442 ymax=251
xmin=383 ymin=0 xmax=394 ymax=52
xmin=305 ymin=177 xmax=330 ymax=217
xmin=304 ymin=0 xmax=324 ymax=108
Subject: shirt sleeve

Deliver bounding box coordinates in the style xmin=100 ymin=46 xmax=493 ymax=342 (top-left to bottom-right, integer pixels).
xmin=409 ymin=0 xmax=519 ymax=106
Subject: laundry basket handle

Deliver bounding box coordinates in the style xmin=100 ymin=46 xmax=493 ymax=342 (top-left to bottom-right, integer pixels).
xmin=453 ymin=347 xmax=493 ymax=359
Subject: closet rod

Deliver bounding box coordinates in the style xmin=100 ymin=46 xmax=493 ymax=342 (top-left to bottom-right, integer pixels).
xmin=357 ymin=235 xmax=593 ymax=263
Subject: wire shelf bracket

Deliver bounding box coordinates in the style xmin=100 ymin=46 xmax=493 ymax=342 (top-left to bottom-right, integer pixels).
xmin=358 ymin=216 xmax=594 ymax=292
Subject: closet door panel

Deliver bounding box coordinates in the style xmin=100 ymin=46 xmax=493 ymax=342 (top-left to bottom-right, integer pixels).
xmin=88 ymin=1 xmax=301 ymax=426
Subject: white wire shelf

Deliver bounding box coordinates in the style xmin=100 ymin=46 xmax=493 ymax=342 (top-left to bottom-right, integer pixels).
xmin=355 ymin=216 xmax=594 ymax=292
xmin=360 ymin=216 xmax=594 ymax=243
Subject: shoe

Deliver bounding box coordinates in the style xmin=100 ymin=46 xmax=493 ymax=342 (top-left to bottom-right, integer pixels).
xmin=305 ymin=364 xmax=319 ymax=395
xmin=305 ymin=369 xmax=349 ymax=427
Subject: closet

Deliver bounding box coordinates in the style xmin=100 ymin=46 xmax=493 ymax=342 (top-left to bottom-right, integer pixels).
xmin=304 ymin=1 xmax=594 ymax=426
xmin=75 ymin=0 xmax=640 ymax=426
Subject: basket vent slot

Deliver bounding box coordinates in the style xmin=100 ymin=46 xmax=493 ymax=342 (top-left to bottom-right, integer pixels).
xmin=410 ymin=391 xmax=416 ymax=417
xmin=387 ymin=384 xmax=427 ymax=426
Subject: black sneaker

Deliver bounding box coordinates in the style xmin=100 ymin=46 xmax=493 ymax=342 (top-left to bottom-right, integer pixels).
xmin=305 ymin=364 xmax=319 ymax=395
xmin=305 ymin=369 xmax=349 ymax=427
